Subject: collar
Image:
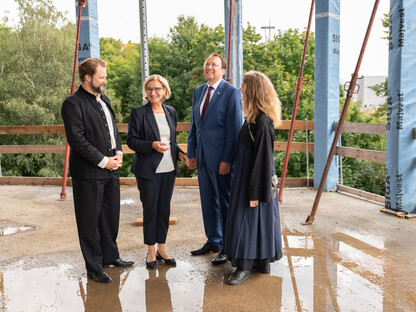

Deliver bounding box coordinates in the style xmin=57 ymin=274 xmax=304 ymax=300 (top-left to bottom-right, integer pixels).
xmin=207 ymin=78 xmax=222 ymax=90
xmin=79 ymin=85 xmax=109 ymax=104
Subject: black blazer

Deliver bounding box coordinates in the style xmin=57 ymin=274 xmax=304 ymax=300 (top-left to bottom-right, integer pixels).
xmin=61 ymin=86 xmax=122 ymax=179
xmin=127 ymin=102 xmax=183 ymax=180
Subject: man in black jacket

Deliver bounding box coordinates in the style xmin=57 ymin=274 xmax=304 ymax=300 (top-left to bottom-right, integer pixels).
xmin=61 ymin=57 xmax=133 ymax=283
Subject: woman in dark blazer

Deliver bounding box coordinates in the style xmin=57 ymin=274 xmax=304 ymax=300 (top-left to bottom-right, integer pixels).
xmin=127 ymin=75 xmax=187 ymax=269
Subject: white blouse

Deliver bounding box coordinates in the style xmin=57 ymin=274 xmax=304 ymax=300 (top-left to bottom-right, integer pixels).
xmin=154 ymin=112 xmax=175 ymax=173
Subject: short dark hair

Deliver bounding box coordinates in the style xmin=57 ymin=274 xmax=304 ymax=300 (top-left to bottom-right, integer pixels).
xmin=78 ymin=57 xmax=107 ymax=83
xmin=204 ymin=53 xmax=227 ymax=69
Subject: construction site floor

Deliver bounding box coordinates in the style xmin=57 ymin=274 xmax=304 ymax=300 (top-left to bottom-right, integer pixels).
xmin=1 ymin=185 xmax=416 ymax=312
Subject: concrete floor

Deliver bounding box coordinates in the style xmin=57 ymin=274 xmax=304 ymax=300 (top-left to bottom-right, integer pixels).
xmin=1 ymin=185 xmax=416 ymax=312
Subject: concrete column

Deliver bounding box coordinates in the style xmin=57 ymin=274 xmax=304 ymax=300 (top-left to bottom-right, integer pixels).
xmin=314 ymin=0 xmax=340 ymax=191
xmin=385 ymin=0 xmax=416 ymax=213
xmin=224 ymin=0 xmax=243 ymax=88
xmin=76 ymin=0 xmax=100 ymax=63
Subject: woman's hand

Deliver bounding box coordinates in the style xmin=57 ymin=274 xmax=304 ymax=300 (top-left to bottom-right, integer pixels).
xmin=178 ymin=152 xmax=188 ymax=162
xmin=249 ymin=200 xmax=259 ymax=207
xmin=152 ymin=141 xmax=169 ymax=153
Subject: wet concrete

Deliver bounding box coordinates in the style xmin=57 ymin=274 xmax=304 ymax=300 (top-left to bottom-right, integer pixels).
xmin=0 ymin=221 xmax=34 ymax=236
xmin=1 ymin=185 xmax=416 ymax=311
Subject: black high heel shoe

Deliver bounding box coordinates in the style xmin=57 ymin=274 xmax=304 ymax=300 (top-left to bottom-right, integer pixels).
xmin=156 ymin=250 xmax=176 ymax=266
xmin=146 ymin=254 xmax=157 ymax=269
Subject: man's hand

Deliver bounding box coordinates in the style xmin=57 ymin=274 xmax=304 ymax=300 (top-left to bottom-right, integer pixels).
xmin=187 ymin=157 xmax=197 ymax=170
xmin=113 ymin=153 xmax=123 ymax=170
xmin=152 ymin=141 xmax=169 ymax=153
xmin=105 ymin=155 xmax=122 ymax=171
xmin=178 ymin=152 xmax=188 ymax=162
xmin=249 ymin=200 xmax=259 ymax=207
xmin=219 ymin=161 xmax=230 ymax=175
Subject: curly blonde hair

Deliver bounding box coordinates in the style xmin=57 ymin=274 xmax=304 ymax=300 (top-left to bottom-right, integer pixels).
xmin=241 ymin=70 xmax=281 ymax=127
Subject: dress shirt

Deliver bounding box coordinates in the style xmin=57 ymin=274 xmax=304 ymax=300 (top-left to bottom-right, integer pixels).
xmin=97 ymin=96 xmax=121 ymax=169
xmin=154 ymin=112 xmax=175 ymax=173
xmin=199 ymin=79 xmax=222 ymax=116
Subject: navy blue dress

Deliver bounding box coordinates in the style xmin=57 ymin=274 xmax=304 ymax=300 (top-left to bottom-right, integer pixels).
xmin=225 ymin=113 xmax=282 ymax=270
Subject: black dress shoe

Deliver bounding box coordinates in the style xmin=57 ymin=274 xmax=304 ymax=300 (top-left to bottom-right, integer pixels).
xmin=156 ymin=251 xmax=176 ymax=266
xmin=227 ymin=269 xmax=251 ymax=285
xmin=251 ymin=264 xmax=270 ymax=274
xmin=191 ymin=242 xmax=220 ymax=255
xmin=211 ymin=250 xmax=227 ymax=265
xmin=87 ymin=271 xmax=112 ymax=283
xmin=146 ymin=254 xmax=157 ymax=269
xmin=103 ymin=258 xmax=134 ymax=268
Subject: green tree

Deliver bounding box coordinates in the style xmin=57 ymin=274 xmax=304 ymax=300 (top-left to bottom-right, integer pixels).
xmin=0 ymin=0 xmax=75 ymax=177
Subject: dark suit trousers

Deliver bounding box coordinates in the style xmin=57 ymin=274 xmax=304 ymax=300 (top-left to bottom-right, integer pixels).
xmin=198 ymin=156 xmax=231 ymax=250
xmin=72 ymin=171 xmax=120 ymax=273
xmin=136 ymin=171 xmax=175 ymax=245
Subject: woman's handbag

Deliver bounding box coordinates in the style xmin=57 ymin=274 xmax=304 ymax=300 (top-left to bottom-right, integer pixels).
xmin=248 ymin=123 xmax=278 ymax=199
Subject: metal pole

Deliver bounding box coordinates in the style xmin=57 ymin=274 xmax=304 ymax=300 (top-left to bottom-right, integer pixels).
xmin=305 ymin=118 xmax=309 ymax=188
xmin=303 ymin=0 xmax=380 ymax=225
xmin=60 ymin=0 xmax=85 ymax=200
xmin=139 ymin=0 xmax=150 ymax=98
xmin=278 ymin=0 xmax=315 ymax=202
xmin=338 ymin=135 xmax=343 ymax=185
xmin=226 ymin=0 xmax=233 ymax=83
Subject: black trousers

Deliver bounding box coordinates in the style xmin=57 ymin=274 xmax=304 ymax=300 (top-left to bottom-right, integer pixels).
xmin=136 ymin=171 xmax=175 ymax=245
xmin=72 ymin=171 xmax=120 ymax=273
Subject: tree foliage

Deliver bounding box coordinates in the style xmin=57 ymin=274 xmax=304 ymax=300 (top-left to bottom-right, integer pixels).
xmin=0 ymin=2 xmax=388 ymax=196
xmin=0 ymin=0 xmax=75 ymax=176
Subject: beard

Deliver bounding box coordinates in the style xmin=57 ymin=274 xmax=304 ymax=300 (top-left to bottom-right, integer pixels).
xmin=90 ymin=81 xmax=105 ymax=95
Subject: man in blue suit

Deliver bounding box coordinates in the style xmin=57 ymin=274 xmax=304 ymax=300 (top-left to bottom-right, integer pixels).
xmin=187 ymin=53 xmax=243 ymax=265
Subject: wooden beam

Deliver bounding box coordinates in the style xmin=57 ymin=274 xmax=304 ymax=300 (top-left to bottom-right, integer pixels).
xmin=0 ymin=142 xmax=316 ymax=155
xmin=0 ymin=120 xmax=314 ymax=135
xmin=0 ymin=145 xmax=66 ymax=154
xmin=334 ymin=122 xmax=386 ymax=135
xmin=136 ymin=217 xmax=177 ymax=226
xmin=124 ymin=142 xmax=314 ymax=154
xmin=337 ymin=184 xmax=384 ymax=204
xmin=0 ymin=125 xmax=66 ymax=134
xmin=274 ymin=142 xmax=314 ymax=152
xmin=0 ymin=177 xmax=69 ymax=186
xmin=176 ymin=122 xmax=191 ymax=132
xmin=336 ymin=146 xmax=386 ymax=163
xmin=277 ymin=120 xmax=314 ymax=130
xmin=0 ymin=176 xmax=312 ymax=187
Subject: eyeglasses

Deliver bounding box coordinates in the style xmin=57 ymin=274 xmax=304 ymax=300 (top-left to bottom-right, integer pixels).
xmin=204 ymin=62 xmax=221 ymax=68
xmin=146 ymin=87 xmax=164 ymax=93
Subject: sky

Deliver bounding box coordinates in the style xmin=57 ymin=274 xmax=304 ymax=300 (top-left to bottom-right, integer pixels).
xmin=1 ymin=0 xmax=390 ymax=82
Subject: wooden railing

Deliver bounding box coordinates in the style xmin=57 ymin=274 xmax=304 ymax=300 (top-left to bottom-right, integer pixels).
xmin=334 ymin=122 xmax=386 ymax=163
xmin=333 ymin=122 xmax=386 ymax=204
xmin=0 ymin=120 xmax=315 ymax=187
xmin=0 ymin=120 xmax=388 ymax=196
xmin=0 ymin=120 xmax=315 ymax=154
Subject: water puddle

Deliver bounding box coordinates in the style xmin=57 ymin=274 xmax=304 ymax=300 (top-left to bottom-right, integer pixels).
xmin=1 ymin=230 xmax=415 ymax=311
xmin=0 ymin=221 xmax=34 ymax=236
xmin=120 ymin=199 xmax=135 ymax=206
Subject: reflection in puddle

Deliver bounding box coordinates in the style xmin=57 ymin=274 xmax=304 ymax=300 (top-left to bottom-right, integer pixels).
xmin=0 ymin=221 xmax=34 ymax=236
xmin=1 ymin=231 xmax=415 ymax=311
xmin=120 ymin=199 xmax=134 ymax=206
